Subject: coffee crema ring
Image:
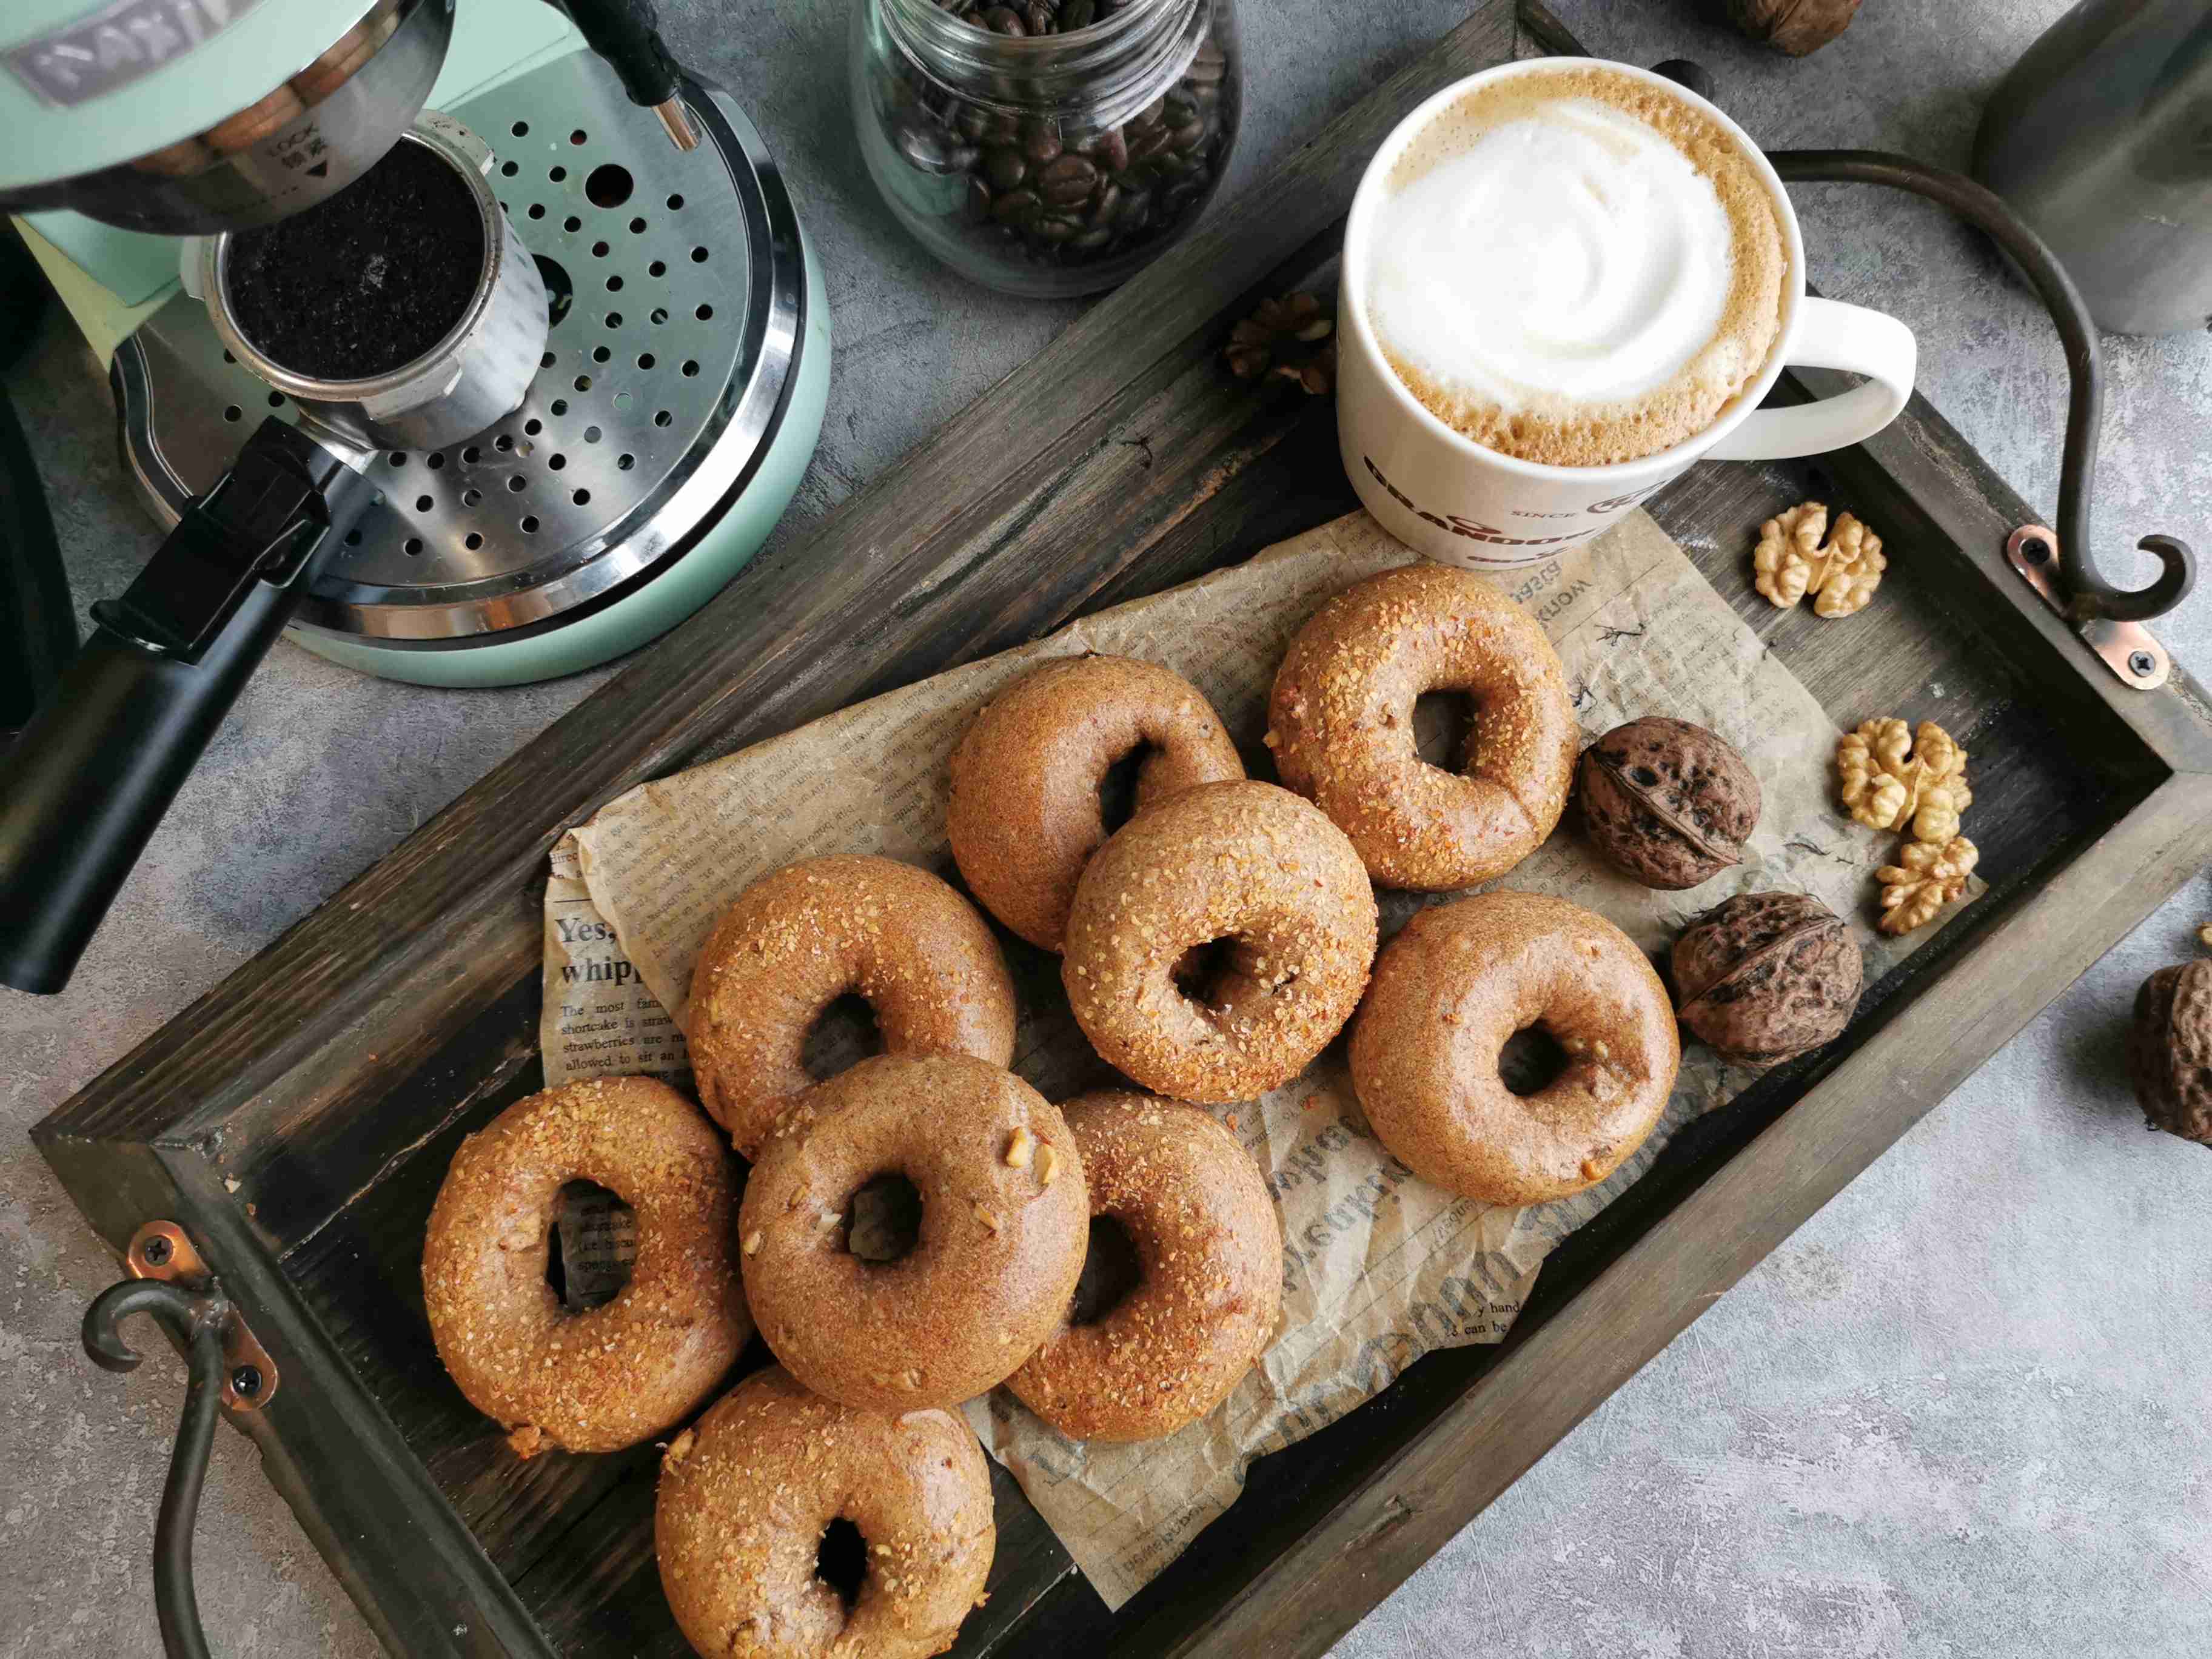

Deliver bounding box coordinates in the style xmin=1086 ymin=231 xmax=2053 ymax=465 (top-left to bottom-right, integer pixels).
xmin=1350 ymin=890 xmax=1679 ymax=1205
xmin=421 ymin=1076 xmax=751 ymax=1455
xmin=1061 ymin=780 xmax=1378 ymax=1104
xmin=949 ymin=654 xmax=1245 ymax=952
xmin=1008 ymin=1091 xmax=1282 ymax=1443
xmin=1267 ymin=563 xmax=1578 ymax=891
xmin=740 ymin=1054 xmax=1090 ymax=1412
xmin=656 ymin=1366 xmax=993 ymax=1659
xmin=686 ymin=856 xmax=1017 ymax=1158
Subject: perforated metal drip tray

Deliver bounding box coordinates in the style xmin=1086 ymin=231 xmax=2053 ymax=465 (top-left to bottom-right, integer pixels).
xmin=115 ymin=49 xmax=807 ymax=647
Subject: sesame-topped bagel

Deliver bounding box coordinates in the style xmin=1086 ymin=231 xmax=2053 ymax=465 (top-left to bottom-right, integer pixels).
xmin=949 ymin=655 xmax=1245 ymax=952
xmin=656 ymin=1366 xmax=993 ymax=1659
xmin=1008 ymin=1092 xmax=1282 ymax=1442
xmin=740 ymin=1054 xmax=1089 ymax=1412
xmin=1349 ymin=891 xmax=1678 ymax=1205
xmin=1267 ymin=563 xmax=1579 ymax=890
xmin=422 ymin=1076 xmax=751 ymax=1455
xmin=1061 ymin=780 xmax=1378 ymax=1103
xmin=687 ymin=856 xmax=1017 ymax=1158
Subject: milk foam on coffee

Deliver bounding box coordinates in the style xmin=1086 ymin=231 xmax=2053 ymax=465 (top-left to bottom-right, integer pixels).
xmin=1367 ymin=65 xmax=1788 ymax=468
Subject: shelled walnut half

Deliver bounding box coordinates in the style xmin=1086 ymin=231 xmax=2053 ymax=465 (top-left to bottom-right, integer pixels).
xmin=1875 ymin=836 xmax=1979 ymax=935
xmin=1837 ymin=717 xmax=1971 ymax=844
xmin=1754 ymin=501 xmax=1885 ymax=617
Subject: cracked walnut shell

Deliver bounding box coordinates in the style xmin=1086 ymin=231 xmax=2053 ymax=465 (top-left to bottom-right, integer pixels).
xmin=2128 ymin=958 xmax=2212 ymax=1147
xmin=1837 ymin=717 xmax=1971 ymax=843
xmin=1755 ymin=501 xmax=1885 ymax=617
xmin=1874 ymin=835 xmax=1977 ymax=934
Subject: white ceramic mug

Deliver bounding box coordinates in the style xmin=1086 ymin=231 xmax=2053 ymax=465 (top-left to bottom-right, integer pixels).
xmin=1338 ymin=59 xmax=1917 ymax=569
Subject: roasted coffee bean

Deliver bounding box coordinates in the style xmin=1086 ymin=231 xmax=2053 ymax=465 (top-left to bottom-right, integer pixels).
xmin=1090 ymin=180 xmax=1121 ymax=224
xmin=1026 ymin=1 xmax=1053 ymax=31
xmin=1125 ymin=122 xmax=1173 ymax=164
xmin=1131 ymin=96 xmax=1167 ymax=132
xmin=956 ymin=105 xmax=993 ymax=142
xmin=981 ymin=6 xmax=1025 ymax=33
xmin=1037 ymin=153 xmax=1100 ymax=204
xmin=1062 ymin=0 xmax=1096 ymax=27
xmin=984 ymin=145 xmax=1028 ymax=192
xmin=1086 ymin=126 xmax=1128 ymax=173
xmin=1022 ymin=121 xmax=1064 ymax=164
xmin=1032 ymin=213 xmax=1081 ymax=244
xmin=1170 ymin=116 xmax=1207 ymax=153
xmin=1185 ymin=41 xmax=1227 ymax=82
xmin=964 ymin=176 xmax=994 ymax=224
xmin=991 ymin=187 xmax=1044 ymax=227
xmin=1071 ymin=226 xmax=1114 ymax=251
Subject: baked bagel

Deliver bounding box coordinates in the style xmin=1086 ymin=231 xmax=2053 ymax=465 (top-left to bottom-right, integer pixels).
xmin=1061 ymin=780 xmax=1377 ymax=1103
xmin=1267 ymin=563 xmax=1578 ymax=890
xmin=422 ymin=1076 xmax=751 ymax=1454
xmin=1009 ymin=1091 xmax=1281 ymax=1441
xmin=950 ymin=655 xmax=1244 ymax=951
xmin=1350 ymin=891 xmax=1678 ymax=1204
xmin=657 ymin=1366 xmax=993 ymax=1659
xmin=740 ymin=1054 xmax=1089 ymax=1412
xmin=687 ymin=856 xmax=1017 ymax=1157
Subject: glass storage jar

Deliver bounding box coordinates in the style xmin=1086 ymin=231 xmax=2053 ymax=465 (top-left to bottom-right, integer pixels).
xmin=851 ymin=0 xmax=1242 ymax=298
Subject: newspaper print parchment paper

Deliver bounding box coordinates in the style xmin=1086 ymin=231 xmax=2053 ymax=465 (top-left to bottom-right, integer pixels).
xmin=537 ymin=509 xmax=1967 ymax=1609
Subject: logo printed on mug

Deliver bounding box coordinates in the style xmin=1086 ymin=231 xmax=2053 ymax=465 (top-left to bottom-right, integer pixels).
xmin=1336 ymin=58 xmax=1916 ymax=570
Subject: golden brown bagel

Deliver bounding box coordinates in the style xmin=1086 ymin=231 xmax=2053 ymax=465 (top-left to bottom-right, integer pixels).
xmin=1267 ymin=563 xmax=1578 ymax=890
xmin=949 ymin=655 xmax=1244 ymax=951
xmin=1061 ymin=781 xmax=1378 ymax=1103
xmin=656 ymin=1366 xmax=993 ymax=1659
xmin=1350 ymin=891 xmax=1678 ymax=1204
xmin=1009 ymin=1091 xmax=1281 ymax=1442
xmin=687 ymin=856 xmax=1017 ymax=1158
xmin=740 ymin=1054 xmax=1089 ymax=1412
xmin=422 ymin=1076 xmax=751 ymax=1454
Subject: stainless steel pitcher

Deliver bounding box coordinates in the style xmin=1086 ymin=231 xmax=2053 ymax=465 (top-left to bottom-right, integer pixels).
xmin=1974 ymin=0 xmax=2212 ymax=336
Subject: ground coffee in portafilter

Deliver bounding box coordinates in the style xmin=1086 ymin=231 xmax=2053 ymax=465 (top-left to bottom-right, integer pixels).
xmin=225 ymin=139 xmax=484 ymax=382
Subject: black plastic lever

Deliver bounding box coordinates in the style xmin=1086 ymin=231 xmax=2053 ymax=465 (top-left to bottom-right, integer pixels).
xmin=0 ymin=420 xmax=374 ymax=995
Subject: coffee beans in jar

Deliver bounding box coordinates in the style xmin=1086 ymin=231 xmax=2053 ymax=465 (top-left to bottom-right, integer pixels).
xmin=851 ymin=0 xmax=1242 ymax=297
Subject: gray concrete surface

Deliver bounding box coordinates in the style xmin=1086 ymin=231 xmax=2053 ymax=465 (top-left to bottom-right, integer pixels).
xmin=2 ymin=1 xmax=2207 ymax=1654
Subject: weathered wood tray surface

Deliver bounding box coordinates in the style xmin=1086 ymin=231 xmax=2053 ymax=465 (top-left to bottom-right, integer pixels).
xmin=35 ymin=4 xmax=2212 ymax=1657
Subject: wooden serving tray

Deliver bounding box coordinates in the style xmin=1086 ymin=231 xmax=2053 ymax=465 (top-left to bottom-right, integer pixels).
xmin=36 ymin=4 xmax=2212 ymax=1657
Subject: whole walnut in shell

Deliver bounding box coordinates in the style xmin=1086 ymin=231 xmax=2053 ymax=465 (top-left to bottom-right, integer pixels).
xmin=2128 ymin=959 xmax=2212 ymax=1147
xmin=1578 ymin=717 xmax=1760 ymax=890
xmin=1672 ymin=892 xmax=1862 ymax=1068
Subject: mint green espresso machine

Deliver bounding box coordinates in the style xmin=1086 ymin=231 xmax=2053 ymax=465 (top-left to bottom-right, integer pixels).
xmin=4 ymin=0 xmax=829 ymax=688
xmin=0 ymin=0 xmax=828 ymax=996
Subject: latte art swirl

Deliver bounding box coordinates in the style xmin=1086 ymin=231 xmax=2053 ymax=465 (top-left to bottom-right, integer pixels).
xmin=1364 ymin=65 xmax=1789 ymax=468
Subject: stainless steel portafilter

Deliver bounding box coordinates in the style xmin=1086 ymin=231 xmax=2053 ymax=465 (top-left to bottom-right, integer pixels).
xmin=0 ymin=112 xmax=549 ymax=994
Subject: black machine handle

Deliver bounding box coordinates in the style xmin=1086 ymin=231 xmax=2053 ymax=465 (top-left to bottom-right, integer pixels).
xmin=0 ymin=420 xmax=374 ymax=995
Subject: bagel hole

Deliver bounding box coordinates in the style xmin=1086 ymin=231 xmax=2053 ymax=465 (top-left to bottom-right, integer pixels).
xmin=1067 ymin=1215 xmax=1144 ymax=1326
xmin=844 ymin=1172 xmax=923 ymax=1264
xmin=814 ymin=1517 xmax=869 ymax=1610
xmin=803 ymin=993 xmax=883 ymax=1082
xmin=546 ymin=1179 xmax=637 ymax=1312
xmin=1498 ymin=1024 xmax=1572 ymax=1098
xmin=1096 ymin=743 xmax=1158 ymax=834
xmin=1170 ymin=936 xmax=1239 ymax=1004
xmin=1412 ymin=690 xmax=1479 ymax=771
